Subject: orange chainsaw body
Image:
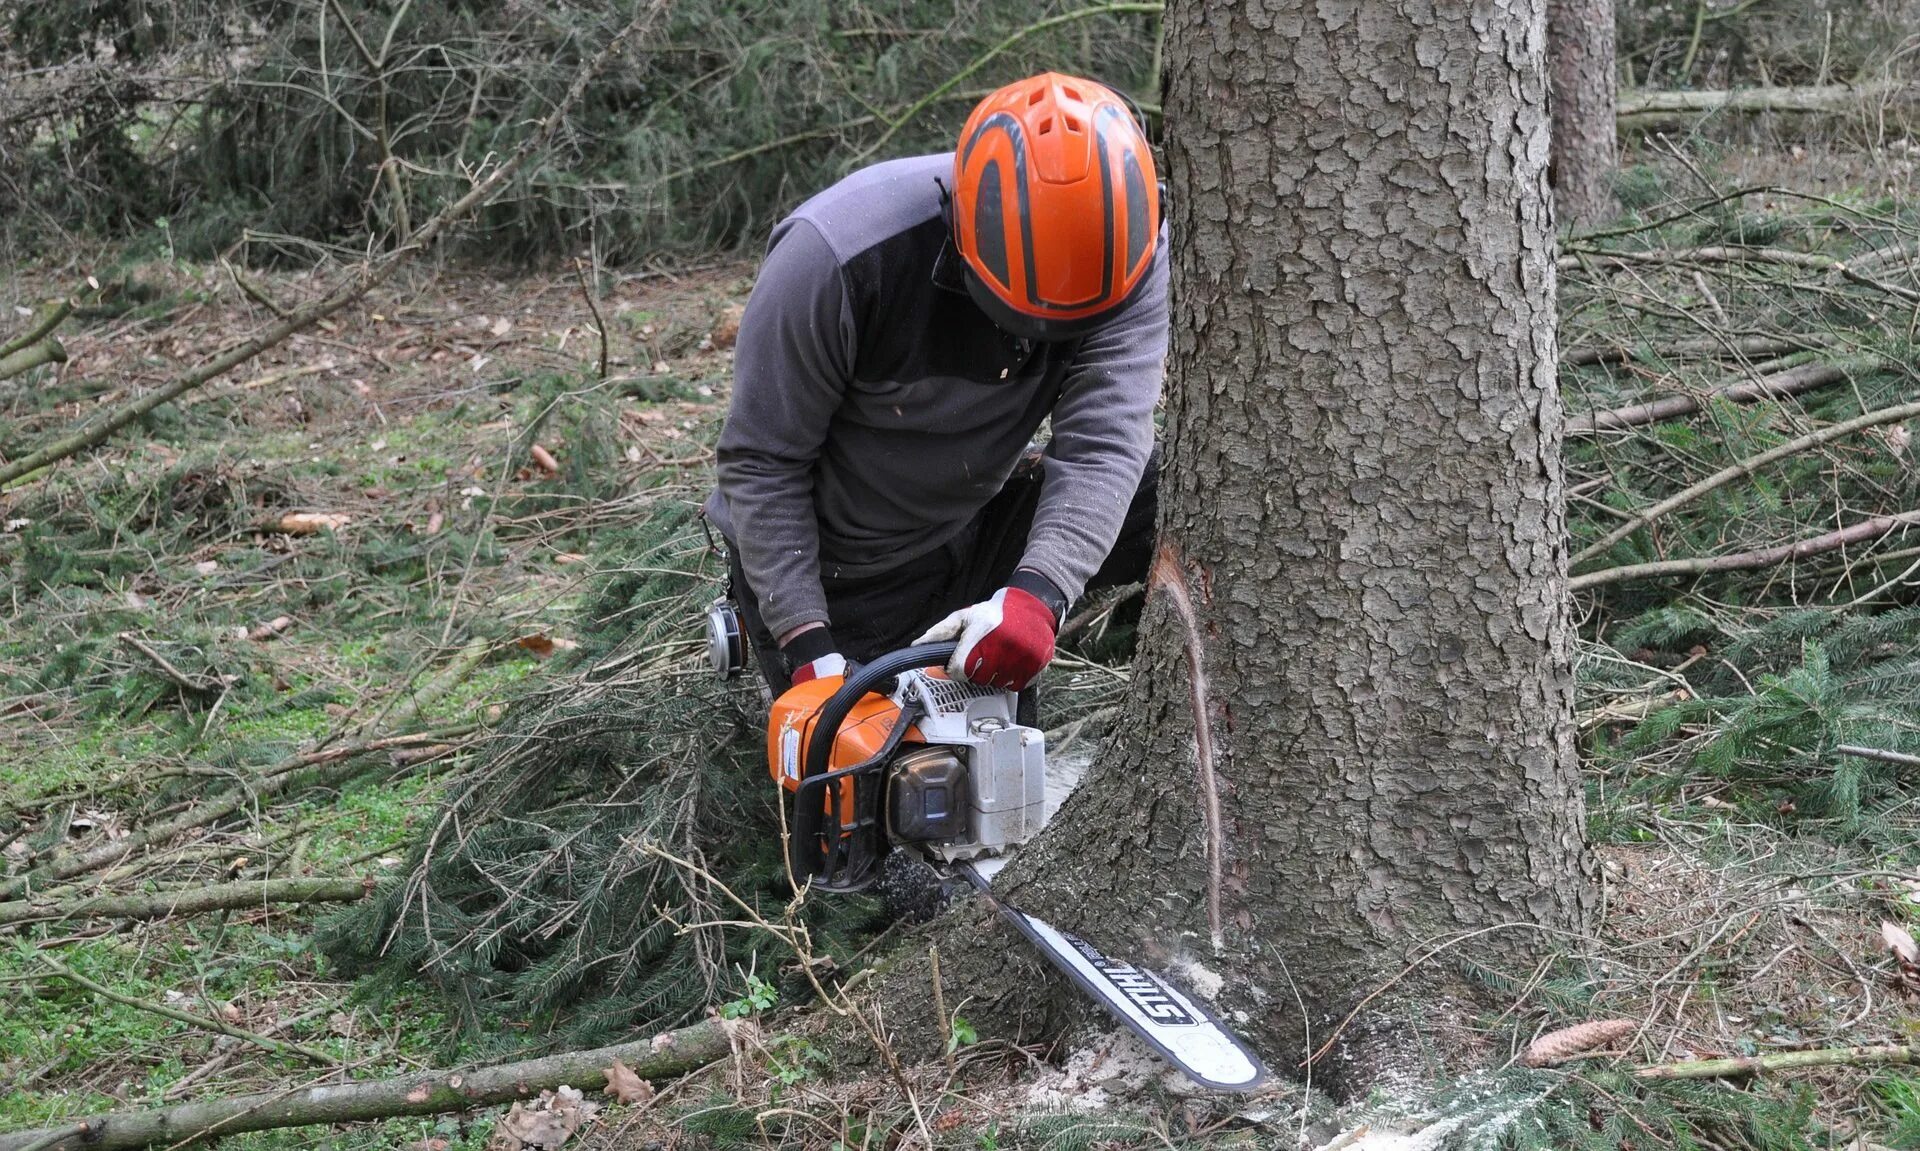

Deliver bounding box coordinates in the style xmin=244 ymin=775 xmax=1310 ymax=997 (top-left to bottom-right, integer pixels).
xmin=768 ymin=675 xmax=925 ymax=827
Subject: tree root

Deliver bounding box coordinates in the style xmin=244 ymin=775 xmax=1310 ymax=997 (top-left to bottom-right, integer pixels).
xmin=0 ymin=1018 xmax=734 ymax=1151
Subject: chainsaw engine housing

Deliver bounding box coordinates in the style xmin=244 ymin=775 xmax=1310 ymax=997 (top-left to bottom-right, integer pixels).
xmin=767 ymin=648 xmax=1046 ymax=892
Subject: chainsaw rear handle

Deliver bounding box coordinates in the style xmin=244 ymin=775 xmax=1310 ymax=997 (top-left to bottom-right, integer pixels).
xmin=790 ymin=642 xmax=956 ymax=889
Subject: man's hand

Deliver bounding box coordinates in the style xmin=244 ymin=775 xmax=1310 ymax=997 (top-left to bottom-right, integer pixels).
xmin=780 ymin=624 xmax=846 ymax=686
xmin=915 ymin=572 xmax=1065 ymax=691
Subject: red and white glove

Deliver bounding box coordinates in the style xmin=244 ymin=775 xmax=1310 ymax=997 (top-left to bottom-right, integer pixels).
xmin=781 ymin=627 xmax=847 ymax=686
xmin=916 ymin=571 xmax=1066 ymax=691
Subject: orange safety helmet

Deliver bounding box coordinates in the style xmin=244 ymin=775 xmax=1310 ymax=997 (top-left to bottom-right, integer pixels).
xmin=951 ymin=73 xmax=1159 ymax=341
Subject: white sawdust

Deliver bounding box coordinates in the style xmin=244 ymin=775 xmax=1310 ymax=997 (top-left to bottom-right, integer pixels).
xmin=1021 ymin=1029 xmax=1196 ymax=1112
xmin=1042 ymin=742 xmax=1095 ymax=822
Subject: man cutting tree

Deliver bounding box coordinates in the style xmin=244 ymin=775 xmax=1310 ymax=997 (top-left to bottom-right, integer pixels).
xmin=705 ymin=72 xmax=1168 ymax=696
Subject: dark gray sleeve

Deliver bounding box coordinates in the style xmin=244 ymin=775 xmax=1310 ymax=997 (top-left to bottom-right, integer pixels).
xmin=714 ymin=220 xmax=854 ymax=638
xmin=1020 ymin=241 xmax=1169 ymax=603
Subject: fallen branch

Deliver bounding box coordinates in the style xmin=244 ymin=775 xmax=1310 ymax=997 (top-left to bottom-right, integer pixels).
xmin=0 ymin=0 xmax=667 ymax=492
xmin=1616 ymin=82 xmax=1917 ymax=130
xmin=35 ymin=957 xmax=339 ymax=1067
xmin=1570 ymin=511 xmax=1920 ymax=592
xmin=0 ymin=337 xmax=66 ymax=383
xmin=1633 ymin=1043 xmax=1916 ymax=1080
xmin=0 ymin=876 xmax=372 ymax=928
xmin=118 ymin=632 xmax=223 ymax=695
xmin=1560 ymin=244 xmax=1835 ymax=272
xmin=0 ymin=1018 xmax=733 ymax=1151
xmin=1561 ymin=244 xmax=1920 ymax=303
xmin=1560 ymin=335 xmax=1811 ymax=369
xmin=0 ymin=298 xmax=72 ymax=359
xmin=1835 ymin=744 xmax=1920 ymax=770
xmin=1566 ymin=355 xmax=1885 ymax=436
xmin=1572 ymin=397 xmax=1920 ymax=565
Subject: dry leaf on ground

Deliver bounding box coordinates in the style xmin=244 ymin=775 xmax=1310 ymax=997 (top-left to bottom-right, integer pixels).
xmin=709 ymin=303 xmax=745 ymax=350
xmin=1882 ymin=921 xmax=1920 ymax=990
xmin=602 ymin=1058 xmax=654 ymax=1106
xmin=516 ymin=634 xmax=578 ymax=659
xmin=488 ymin=1086 xmax=599 ymax=1151
xmin=1522 ymin=1019 xmax=1639 ymax=1067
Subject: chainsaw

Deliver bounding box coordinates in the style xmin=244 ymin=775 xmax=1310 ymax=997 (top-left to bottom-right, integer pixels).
xmin=707 ymin=610 xmax=1267 ymax=1091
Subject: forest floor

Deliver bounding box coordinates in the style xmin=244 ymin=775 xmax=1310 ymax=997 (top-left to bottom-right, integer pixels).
xmin=0 ymin=255 xmax=747 ymax=1148
xmin=4 ymin=137 xmax=1920 ymax=1151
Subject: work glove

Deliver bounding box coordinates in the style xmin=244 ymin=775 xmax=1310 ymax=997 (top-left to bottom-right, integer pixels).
xmin=781 ymin=626 xmax=847 ymax=686
xmin=915 ymin=571 xmax=1066 ymax=691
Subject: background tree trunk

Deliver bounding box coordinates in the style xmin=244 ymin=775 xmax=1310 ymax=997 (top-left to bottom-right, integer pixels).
xmin=1004 ymin=0 xmax=1595 ymax=1095
xmin=1549 ymin=0 xmax=1619 ymax=227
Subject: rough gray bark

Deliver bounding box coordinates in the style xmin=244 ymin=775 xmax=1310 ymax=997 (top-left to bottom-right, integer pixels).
xmin=1001 ymin=0 xmax=1594 ymax=1094
xmin=1549 ymin=0 xmax=1618 ymax=228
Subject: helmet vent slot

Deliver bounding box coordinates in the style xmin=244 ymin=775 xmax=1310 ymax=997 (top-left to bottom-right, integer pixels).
xmin=1064 ymin=116 xmax=1081 ymax=133
xmin=1038 ymin=117 xmax=1053 ymax=135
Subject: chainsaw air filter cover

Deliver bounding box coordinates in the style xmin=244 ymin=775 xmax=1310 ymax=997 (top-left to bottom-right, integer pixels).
xmin=887 ymin=745 xmax=968 ymax=843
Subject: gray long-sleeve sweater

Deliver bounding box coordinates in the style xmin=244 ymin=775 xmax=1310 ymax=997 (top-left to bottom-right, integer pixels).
xmin=704 ymin=153 xmax=1168 ymax=639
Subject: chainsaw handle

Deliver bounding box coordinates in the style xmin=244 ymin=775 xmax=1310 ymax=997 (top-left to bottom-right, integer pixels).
xmin=800 ymin=641 xmax=957 ymax=786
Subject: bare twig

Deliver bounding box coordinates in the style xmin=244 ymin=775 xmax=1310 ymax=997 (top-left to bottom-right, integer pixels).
xmin=0 ymin=706 xmax=486 ymax=900
xmin=35 ymin=957 xmax=340 ymax=1066
xmin=574 ymin=257 xmax=610 ymax=382
xmin=117 ymin=633 xmax=223 ymax=695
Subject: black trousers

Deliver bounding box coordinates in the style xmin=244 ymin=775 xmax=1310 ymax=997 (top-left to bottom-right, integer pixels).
xmin=729 ymin=449 xmax=1159 ymax=694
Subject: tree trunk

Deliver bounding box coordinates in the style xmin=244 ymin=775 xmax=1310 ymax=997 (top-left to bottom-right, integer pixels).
xmin=1549 ymin=0 xmax=1618 ymax=228
xmin=1002 ymin=0 xmax=1595 ymax=1096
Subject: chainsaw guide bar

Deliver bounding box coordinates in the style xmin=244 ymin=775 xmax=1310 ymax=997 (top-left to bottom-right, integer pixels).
xmin=957 ymin=858 xmax=1268 ymax=1093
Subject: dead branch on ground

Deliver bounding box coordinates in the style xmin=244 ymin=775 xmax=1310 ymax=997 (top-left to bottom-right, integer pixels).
xmin=1634 ymin=1043 xmax=1916 ymax=1080
xmin=1573 ymin=397 xmax=1920 ymax=566
xmin=0 ymin=1018 xmax=734 ymax=1151
xmin=1570 ymin=511 xmax=1920 ymax=592
xmin=1566 ymin=355 xmax=1886 ymax=436
xmin=0 ymin=876 xmax=373 ymax=928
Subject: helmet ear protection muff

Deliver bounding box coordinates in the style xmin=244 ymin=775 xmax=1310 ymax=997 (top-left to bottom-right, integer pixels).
xmin=949 ymin=73 xmax=1161 ymax=342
